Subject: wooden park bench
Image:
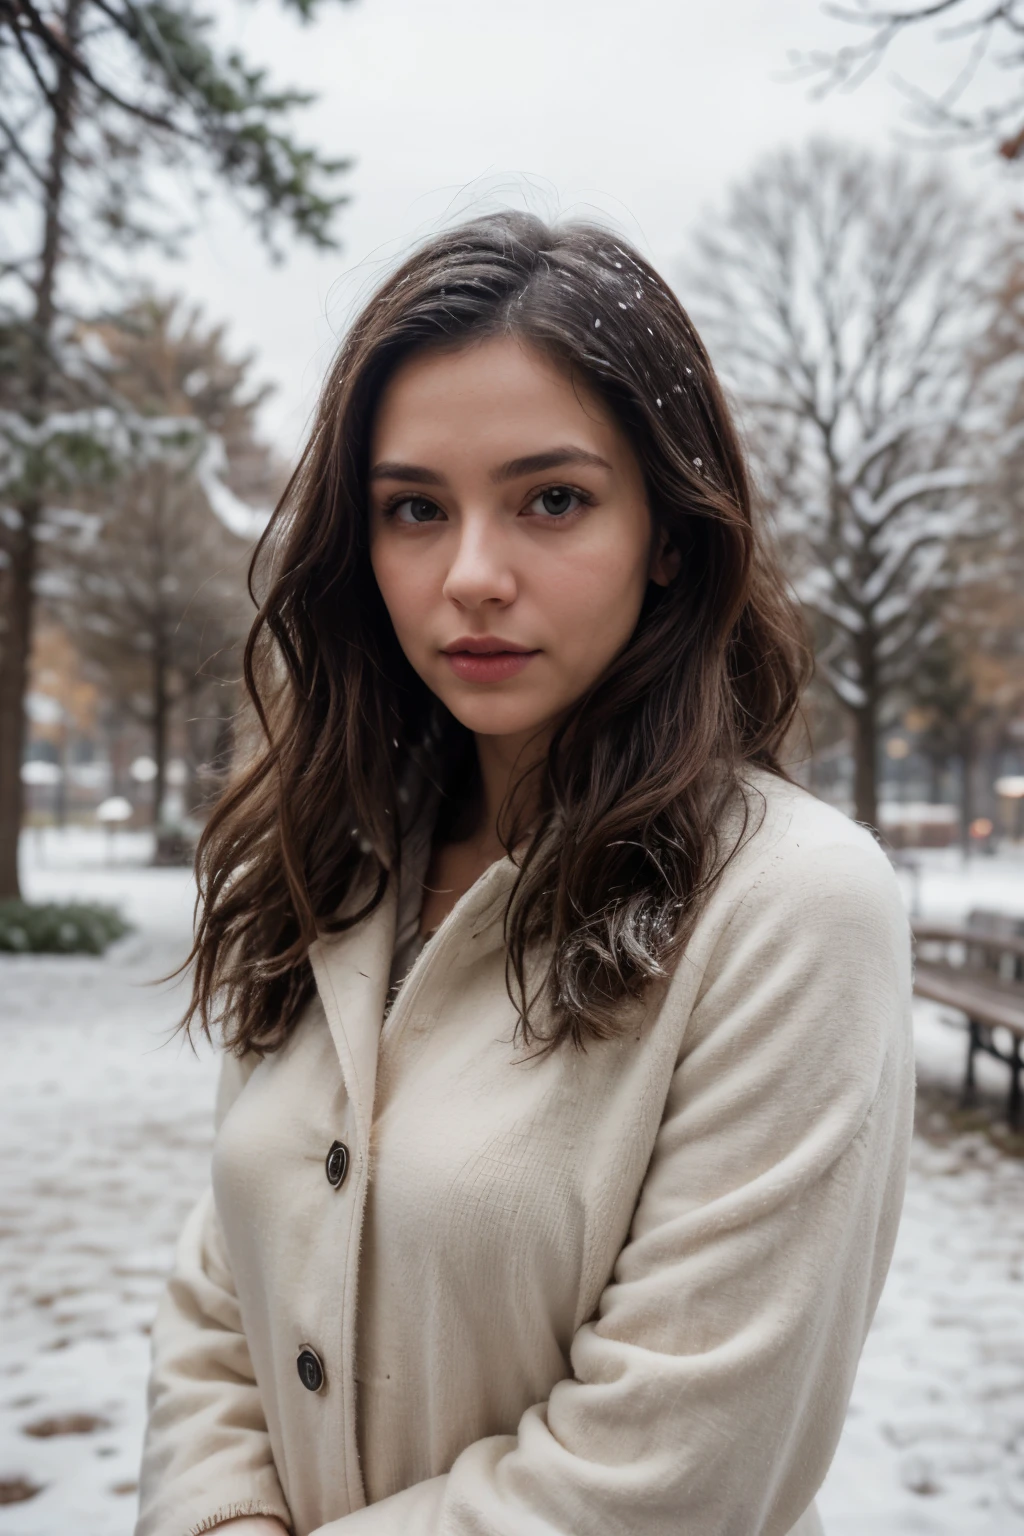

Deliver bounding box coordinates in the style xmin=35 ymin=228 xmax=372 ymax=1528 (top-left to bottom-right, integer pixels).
xmin=912 ymin=912 xmax=1024 ymax=1131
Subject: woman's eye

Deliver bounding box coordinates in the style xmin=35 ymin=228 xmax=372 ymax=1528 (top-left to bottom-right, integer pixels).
xmin=392 ymin=496 xmax=443 ymax=524
xmin=529 ymin=486 xmax=582 ymax=518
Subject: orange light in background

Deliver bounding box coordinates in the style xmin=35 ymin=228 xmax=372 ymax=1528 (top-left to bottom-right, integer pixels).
xmin=903 ymin=709 xmax=932 ymax=733
xmin=969 ymin=818 xmax=993 ymax=839
xmin=886 ymin=737 xmax=911 ymax=760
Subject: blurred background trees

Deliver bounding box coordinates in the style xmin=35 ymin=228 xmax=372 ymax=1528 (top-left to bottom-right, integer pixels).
xmin=46 ymin=299 xmax=279 ymax=837
xmin=2 ymin=0 xmax=1023 ymax=875
xmin=17 ymin=295 xmax=280 ymax=854
xmin=686 ymin=138 xmax=1024 ymax=836
xmin=0 ymin=0 xmax=352 ymax=895
xmin=794 ymin=0 xmax=1024 ymax=163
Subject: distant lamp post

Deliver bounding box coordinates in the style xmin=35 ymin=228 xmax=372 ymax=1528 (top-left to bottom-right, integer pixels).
xmin=96 ymin=795 xmax=133 ymax=865
xmin=886 ymin=736 xmax=911 ymax=806
xmin=21 ymin=759 xmax=63 ymax=832
xmin=163 ymin=758 xmax=189 ymax=826
xmin=969 ymin=818 xmax=994 ymax=854
xmin=995 ymin=776 xmax=1024 ymax=842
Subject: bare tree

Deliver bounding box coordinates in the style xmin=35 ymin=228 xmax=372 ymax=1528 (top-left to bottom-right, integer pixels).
xmin=684 ymin=140 xmax=994 ymax=828
xmin=907 ymin=245 xmax=1024 ymax=844
xmin=793 ymin=0 xmax=1024 ymax=161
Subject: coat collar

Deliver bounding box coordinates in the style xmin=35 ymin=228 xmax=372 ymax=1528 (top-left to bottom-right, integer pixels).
xmin=308 ymin=883 xmax=397 ymax=1151
xmin=307 ymin=852 xmax=518 ymax=1145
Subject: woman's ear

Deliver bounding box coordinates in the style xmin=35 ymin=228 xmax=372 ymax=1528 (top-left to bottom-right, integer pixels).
xmin=649 ymin=526 xmax=682 ymax=588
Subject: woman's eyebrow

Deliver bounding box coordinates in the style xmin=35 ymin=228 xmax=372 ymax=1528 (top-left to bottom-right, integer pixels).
xmin=369 ymin=461 xmax=446 ymax=485
xmin=492 ymin=447 xmax=612 ymax=482
xmin=368 ymin=447 xmax=612 ymax=487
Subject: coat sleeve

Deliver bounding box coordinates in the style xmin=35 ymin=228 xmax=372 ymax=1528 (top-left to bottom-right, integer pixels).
xmin=313 ymin=835 xmax=916 ymax=1536
xmin=135 ymin=1052 xmax=293 ymax=1536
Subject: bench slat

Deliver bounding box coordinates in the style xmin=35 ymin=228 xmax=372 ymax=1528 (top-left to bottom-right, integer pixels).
xmin=914 ymin=924 xmax=1024 ymax=963
xmin=914 ymin=962 xmax=1024 ymax=1036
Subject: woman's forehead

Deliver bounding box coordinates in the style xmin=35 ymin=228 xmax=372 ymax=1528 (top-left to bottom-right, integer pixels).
xmin=369 ymin=336 xmax=624 ymax=463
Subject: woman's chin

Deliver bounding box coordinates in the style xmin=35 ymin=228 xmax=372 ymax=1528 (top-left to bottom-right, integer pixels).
xmin=440 ymin=695 xmax=558 ymax=744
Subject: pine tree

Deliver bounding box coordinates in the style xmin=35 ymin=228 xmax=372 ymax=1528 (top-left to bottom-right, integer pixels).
xmin=0 ymin=0 xmax=352 ymax=896
xmin=46 ymin=296 xmax=280 ymax=831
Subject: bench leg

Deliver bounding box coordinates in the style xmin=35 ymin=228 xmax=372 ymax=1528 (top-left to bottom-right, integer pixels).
xmin=1009 ymin=1038 xmax=1022 ymax=1133
xmin=962 ymin=1020 xmax=980 ymax=1109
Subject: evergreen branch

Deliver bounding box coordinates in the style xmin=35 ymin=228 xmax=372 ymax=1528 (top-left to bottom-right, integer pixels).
xmin=86 ymin=0 xmax=192 ymax=98
xmin=128 ymin=1 xmax=351 ymax=244
xmin=15 ymin=0 xmax=189 ymax=133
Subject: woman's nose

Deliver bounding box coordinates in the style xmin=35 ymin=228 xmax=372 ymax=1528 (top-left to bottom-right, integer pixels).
xmin=442 ymin=516 xmax=518 ymax=610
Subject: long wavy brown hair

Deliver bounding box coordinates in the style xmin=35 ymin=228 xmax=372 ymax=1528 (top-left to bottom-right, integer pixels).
xmin=184 ymin=211 xmax=810 ymax=1055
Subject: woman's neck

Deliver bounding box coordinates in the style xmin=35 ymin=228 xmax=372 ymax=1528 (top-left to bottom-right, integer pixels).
xmin=472 ymin=728 xmax=547 ymax=859
xmin=418 ymin=728 xmax=550 ymax=940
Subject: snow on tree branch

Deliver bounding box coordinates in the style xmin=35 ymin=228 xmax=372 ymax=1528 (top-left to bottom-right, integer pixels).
xmin=682 ymin=139 xmax=1009 ymax=824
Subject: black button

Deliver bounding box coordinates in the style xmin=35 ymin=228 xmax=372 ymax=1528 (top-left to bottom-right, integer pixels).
xmin=297 ymin=1347 xmax=325 ymax=1393
xmin=325 ymin=1140 xmax=349 ymax=1189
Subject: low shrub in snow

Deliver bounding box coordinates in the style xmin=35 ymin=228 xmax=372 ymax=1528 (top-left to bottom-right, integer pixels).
xmin=0 ymin=899 xmax=130 ymax=954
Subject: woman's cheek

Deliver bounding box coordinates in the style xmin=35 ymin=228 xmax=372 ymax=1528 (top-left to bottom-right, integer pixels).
xmin=372 ymin=545 xmax=431 ymax=660
xmin=548 ymin=554 xmax=646 ymax=672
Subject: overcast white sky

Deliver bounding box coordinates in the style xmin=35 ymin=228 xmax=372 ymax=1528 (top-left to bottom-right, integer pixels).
xmin=141 ymin=0 xmax=1004 ymax=456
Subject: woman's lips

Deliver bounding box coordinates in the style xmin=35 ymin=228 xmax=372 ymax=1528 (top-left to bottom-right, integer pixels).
xmin=442 ymin=645 xmax=539 ymax=683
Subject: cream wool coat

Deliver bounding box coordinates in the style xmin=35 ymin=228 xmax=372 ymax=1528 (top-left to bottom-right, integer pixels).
xmin=136 ymin=773 xmax=915 ymax=1536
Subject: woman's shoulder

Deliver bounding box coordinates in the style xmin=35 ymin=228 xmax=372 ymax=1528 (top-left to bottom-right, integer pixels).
xmin=704 ymin=766 xmax=908 ymax=955
xmin=670 ymin=768 xmax=913 ymax=1089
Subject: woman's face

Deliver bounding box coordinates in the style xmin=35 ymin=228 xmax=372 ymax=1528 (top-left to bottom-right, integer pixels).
xmin=368 ymin=334 xmax=675 ymax=748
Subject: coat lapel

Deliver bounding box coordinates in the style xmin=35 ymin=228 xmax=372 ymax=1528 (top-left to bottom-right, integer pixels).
xmin=308 ymin=882 xmax=397 ymax=1148
xmin=306 ymin=851 xmax=516 ymax=1143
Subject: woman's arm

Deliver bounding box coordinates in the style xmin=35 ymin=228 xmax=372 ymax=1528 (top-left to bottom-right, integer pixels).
xmin=312 ymin=834 xmax=915 ymax=1536
xmin=136 ymin=1056 xmax=293 ymax=1536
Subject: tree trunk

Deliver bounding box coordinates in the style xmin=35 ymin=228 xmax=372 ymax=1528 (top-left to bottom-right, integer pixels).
xmin=0 ymin=0 xmax=82 ymax=898
xmin=54 ymin=716 xmax=68 ymax=829
xmin=0 ymin=520 xmax=40 ymax=893
xmin=849 ymin=626 xmax=881 ymax=830
xmin=927 ymin=751 xmax=944 ymax=805
xmin=852 ymin=705 xmax=880 ymax=830
xmin=152 ymin=645 xmax=169 ymax=829
xmin=958 ymin=724 xmax=976 ymax=861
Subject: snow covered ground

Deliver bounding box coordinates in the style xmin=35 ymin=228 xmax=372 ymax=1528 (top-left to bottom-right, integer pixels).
xmin=0 ymin=832 xmax=216 ymax=1534
xmin=0 ymin=831 xmax=1022 ymax=1534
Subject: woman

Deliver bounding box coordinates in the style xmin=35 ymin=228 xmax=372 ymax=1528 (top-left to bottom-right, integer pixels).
xmin=136 ymin=212 xmax=914 ymax=1536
